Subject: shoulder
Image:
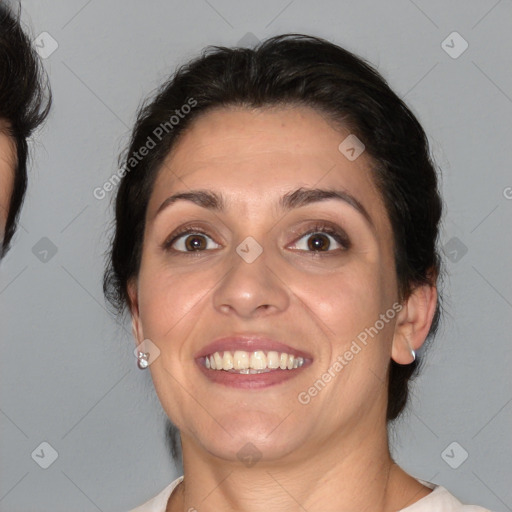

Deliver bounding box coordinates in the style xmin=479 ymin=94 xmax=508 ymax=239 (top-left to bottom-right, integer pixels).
xmin=399 ymin=479 xmax=494 ymax=512
xmin=127 ymin=475 xmax=184 ymax=512
xmin=126 ymin=476 xmax=494 ymax=512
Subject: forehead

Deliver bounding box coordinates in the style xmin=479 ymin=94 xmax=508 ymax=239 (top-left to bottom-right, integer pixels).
xmin=166 ymin=105 xmax=360 ymax=172
xmin=147 ymin=106 xmax=388 ymax=230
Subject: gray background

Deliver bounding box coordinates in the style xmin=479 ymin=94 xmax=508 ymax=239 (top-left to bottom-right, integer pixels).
xmin=1 ymin=0 xmax=511 ymax=510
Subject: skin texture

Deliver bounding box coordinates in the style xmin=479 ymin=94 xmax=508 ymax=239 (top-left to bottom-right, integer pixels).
xmin=129 ymin=106 xmax=438 ymax=511
xmin=0 ymin=121 xmax=15 ymax=242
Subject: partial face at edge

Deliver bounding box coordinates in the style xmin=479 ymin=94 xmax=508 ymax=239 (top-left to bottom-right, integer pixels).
xmin=128 ymin=105 xmax=427 ymax=464
xmin=0 ymin=121 xmax=16 ymax=244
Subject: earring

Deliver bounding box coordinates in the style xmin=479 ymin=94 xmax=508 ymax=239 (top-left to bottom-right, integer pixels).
xmin=137 ymin=351 xmax=150 ymax=370
xmin=408 ymin=344 xmax=416 ymax=363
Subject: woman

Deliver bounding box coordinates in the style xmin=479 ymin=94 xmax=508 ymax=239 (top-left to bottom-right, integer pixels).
xmin=104 ymin=34 xmax=492 ymax=511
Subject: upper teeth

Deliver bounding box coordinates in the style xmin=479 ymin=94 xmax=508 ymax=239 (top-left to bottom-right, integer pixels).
xmin=205 ymin=350 xmax=305 ymax=371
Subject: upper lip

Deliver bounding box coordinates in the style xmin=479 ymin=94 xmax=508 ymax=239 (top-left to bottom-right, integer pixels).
xmin=195 ymin=334 xmax=313 ymax=361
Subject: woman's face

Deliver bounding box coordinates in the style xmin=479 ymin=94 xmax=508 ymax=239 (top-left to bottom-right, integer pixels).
xmin=130 ymin=106 xmax=410 ymax=463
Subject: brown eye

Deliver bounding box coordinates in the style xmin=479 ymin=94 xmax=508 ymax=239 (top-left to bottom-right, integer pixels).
xmin=290 ymin=223 xmax=351 ymax=253
xmin=165 ymin=229 xmax=220 ymax=253
xmin=183 ymin=234 xmax=208 ymax=251
xmin=172 ymin=233 xmax=219 ymax=252
xmin=306 ymin=233 xmax=332 ymax=251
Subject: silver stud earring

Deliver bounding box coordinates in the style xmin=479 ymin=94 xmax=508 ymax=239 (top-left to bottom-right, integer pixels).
xmin=409 ymin=345 xmax=416 ymax=363
xmin=137 ymin=351 xmax=150 ymax=370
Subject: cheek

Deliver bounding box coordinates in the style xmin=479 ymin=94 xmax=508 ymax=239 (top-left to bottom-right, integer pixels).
xmin=297 ymin=261 xmax=395 ymax=388
xmin=301 ymin=262 xmax=386 ymax=334
xmin=137 ymin=261 xmax=214 ymax=343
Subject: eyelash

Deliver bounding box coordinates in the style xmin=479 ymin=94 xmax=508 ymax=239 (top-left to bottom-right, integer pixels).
xmin=162 ymin=222 xmax=351 ymax=255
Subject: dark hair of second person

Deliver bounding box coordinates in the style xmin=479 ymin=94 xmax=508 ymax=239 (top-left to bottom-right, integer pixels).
xmin=0 ymin=3 xmax=51 ymax=257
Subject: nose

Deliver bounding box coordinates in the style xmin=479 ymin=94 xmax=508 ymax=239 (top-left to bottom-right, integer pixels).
xmin=212 ymin=240 xmax=290 ymax=319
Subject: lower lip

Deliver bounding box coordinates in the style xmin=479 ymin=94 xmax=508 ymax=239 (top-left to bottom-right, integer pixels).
xmin=195 ymin=358 xmax=311 ymax=389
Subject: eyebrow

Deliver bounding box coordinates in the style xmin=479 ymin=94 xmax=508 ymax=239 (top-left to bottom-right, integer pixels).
xmin=154 ymin=187 xmax=375 ymax=231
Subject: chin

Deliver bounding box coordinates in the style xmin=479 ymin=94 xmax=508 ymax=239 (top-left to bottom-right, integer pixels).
xmin=195 ymin=415 xmax=304 ymax=464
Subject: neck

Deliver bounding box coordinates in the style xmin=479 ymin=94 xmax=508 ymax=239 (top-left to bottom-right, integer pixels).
xmin=168 ymin=416 xmax=430 ymax=512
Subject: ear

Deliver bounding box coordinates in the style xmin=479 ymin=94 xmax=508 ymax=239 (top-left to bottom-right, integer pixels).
xmin=391 ymin=282 xmax=437 ymax=365
xmin=127 ymin=277 xmax=144 ymax=347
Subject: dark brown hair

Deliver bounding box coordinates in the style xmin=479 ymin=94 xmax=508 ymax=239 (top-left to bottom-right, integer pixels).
xmin=0 ymin=3 xmax=52 ymax=257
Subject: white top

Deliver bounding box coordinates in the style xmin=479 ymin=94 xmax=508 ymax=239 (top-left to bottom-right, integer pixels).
xmin=128 ymin=476 xmax=493 ymax=511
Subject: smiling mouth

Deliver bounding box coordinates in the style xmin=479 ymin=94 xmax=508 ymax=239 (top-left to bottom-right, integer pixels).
xmin=202 ymin=349 xmax=306 ymax=373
